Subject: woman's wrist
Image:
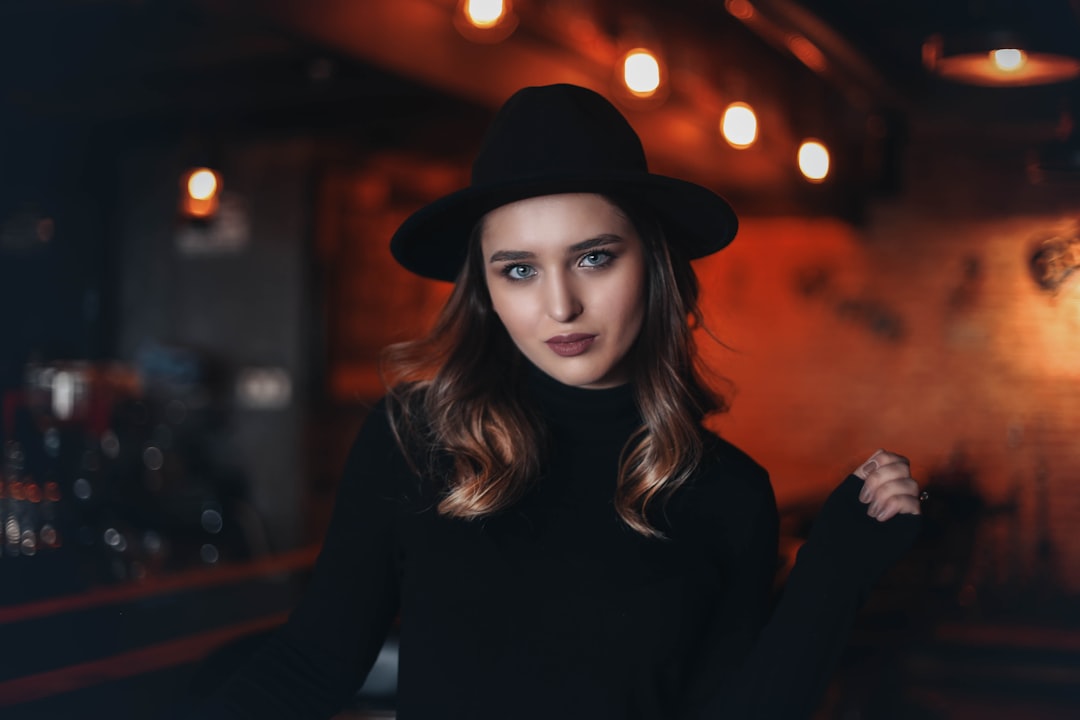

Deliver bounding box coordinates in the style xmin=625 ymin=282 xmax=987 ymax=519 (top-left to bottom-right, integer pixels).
xmin=799 ymin=474 xmax=922 ymax=591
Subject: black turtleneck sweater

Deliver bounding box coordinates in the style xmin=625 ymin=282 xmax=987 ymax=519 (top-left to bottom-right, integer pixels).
xmin=210 ymin=371 xmax=919 ymax=719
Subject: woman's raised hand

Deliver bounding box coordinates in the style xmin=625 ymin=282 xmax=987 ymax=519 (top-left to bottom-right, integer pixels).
xmin=799 ymin=449 xmax=923 ymax=588
xmin=852 ymin=449 xmax=923 ymax=522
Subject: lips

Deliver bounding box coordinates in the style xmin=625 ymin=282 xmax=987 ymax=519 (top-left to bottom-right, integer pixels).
xmin=545 ymin=333 xmax=597 ymax=357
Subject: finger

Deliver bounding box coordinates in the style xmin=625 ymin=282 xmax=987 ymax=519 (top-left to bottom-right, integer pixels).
xmin=852 ymin=449 xmax=887 ymax=480
xmin=853 ymin=448 xmax=909 ymax=480
xmin=857 ymin=453 xmax=911 ymax=502
xmin=866 ymin=475 xmax=919 ymax=509
xmin=872 ymin=493 xmax=921 ymax=521
xmin=867 ymin=477 xmax=921 ymax=519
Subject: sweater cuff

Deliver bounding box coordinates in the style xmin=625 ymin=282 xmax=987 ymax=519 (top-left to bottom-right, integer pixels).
xmin=798 ymin=474 xmax=922 ymax=593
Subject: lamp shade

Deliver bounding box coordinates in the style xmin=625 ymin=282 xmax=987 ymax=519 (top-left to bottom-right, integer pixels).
xmin=924 ymin=29 xmax=1080 ymax=86
xmin=923 ymin=0 xmax=1080 ymax=88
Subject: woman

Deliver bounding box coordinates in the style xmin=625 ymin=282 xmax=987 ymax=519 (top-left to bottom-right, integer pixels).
xmin=208 ymin=84 xmax=923 ymax=719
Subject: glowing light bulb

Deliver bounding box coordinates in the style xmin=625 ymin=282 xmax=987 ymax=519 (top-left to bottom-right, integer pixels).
xmin=181 ymin=167 xmax=222 ymax=219
xmin=725 ymin=0 xmax=755 ymax=21
xmin=187 ymin=169 xmax=218 ymax=201
xmin=623 ymin=49 xmax=661 ymax=97
xmin=991 ymin=48 xmax=1027 ymax=72
xmin=798 ymin=140 xmax=830 ymax=182
xmin=721 ymin=102 xmax=758 ymax=149
xmin=465 ymin=0 xmax=505 ymax=29
xmin=788 ymin=35 xmax=827 ymax=73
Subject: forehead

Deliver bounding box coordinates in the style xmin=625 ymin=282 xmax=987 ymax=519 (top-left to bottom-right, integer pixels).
xmin=480 ymin=193 xmax=637 ymax=250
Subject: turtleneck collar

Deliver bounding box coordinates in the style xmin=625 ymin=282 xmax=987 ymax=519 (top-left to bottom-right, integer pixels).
xmin=524 ymin=362 xmax=641 ymax=434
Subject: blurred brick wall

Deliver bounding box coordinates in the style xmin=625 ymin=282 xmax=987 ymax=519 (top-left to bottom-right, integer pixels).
xmin=697 ymin=211 xmax=1080 ymax=594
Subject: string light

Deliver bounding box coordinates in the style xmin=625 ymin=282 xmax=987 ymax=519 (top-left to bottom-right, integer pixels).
xmin=187 ymin=169 xmax=218 ymax=201
xmin=798 ymin=140 xmax=830 ymax=182
xmin=787 ymin=34 xmax=827 ymax=73
xmin=622 ymin=48 xmax=662 ymax=97
xmin=464 ymin=0 xmax=506 ymax=29
xmin=180 ymin=167 xmax=222 ymax=219
xmin=724 ymin=0 xmax=755 ymax=21
xmin=455 ymin=0 xmax=516 ymax=42
xmin=721 ymin=102 xmax=758 ymax=149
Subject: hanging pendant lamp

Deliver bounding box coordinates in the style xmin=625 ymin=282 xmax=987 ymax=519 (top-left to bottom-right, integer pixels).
xmin=923 ymin=2 xmax=1080 ymax=87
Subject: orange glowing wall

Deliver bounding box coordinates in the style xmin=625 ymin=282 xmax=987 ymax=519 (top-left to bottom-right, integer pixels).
xmin=696 ymin=212 xmax=1080 ymax=593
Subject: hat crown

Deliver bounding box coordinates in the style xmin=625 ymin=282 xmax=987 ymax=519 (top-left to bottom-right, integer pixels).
xmin=389 ymin=83 xmax=737 ymax=282
xmin=471 ymin=84 xmax=648 ymax=185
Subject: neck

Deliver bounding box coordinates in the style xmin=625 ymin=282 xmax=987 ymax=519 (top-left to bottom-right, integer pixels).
xmin=525 ymin=362 xmax=640 ymax=435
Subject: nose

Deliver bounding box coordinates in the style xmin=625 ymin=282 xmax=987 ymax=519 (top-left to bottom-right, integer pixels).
xmin=544 ymin=273 xmax=583 ymax=323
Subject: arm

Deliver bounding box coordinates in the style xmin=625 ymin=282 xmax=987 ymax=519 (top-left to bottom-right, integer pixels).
xmin=679 ymin=471 xmax=779 ymax=714
xmin=692 ymin=454 xmax=922 ymax=720
xmin=207 ymin=399 xmax=406 ymax=719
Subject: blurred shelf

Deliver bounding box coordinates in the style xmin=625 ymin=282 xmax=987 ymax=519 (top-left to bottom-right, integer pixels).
xmin=0 ymin=546 xmax=318 ymax=711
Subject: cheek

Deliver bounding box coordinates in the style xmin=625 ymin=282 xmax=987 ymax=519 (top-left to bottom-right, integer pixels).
xmin=594 ymin=285 xmax=644 ymax=342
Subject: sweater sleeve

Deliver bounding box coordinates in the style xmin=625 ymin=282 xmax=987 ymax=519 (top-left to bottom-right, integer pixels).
xmin=204 ymin=399 xmax=406 ymax=719
xmin=680 ymin=466 xmax=779 ymax=715
xmin=693 ymin=473 xmax=921 ymax=720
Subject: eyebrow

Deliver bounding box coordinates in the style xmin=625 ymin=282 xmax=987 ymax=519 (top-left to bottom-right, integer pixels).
xmin=488 ymin=234 xmax=624 ymax=263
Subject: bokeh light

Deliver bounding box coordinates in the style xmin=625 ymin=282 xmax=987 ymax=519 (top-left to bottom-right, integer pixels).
xmin=187 ymin=169 xmax=218 ymax=201
xmin=721 ymin=102 xmax=758 ymax=148
xmin=465 ymin=0 xmax=506 ymax=28
xmin=181 ymin=167 xmax=221 ymax=219
xmin=623 ymin=49 xmax=662 ymax=97
xmin=798 ymin=139 xmax=830 ymax=182
xmin=991 ymin=48 xmax=1026 ymax=72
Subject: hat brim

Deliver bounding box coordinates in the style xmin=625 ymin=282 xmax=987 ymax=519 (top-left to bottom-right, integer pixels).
xmin=389 ymin=171 xmax=738 ymax=282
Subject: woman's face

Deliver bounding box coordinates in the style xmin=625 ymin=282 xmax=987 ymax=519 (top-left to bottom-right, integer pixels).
xmin=480 ymin=193 xmax=647 ymax=389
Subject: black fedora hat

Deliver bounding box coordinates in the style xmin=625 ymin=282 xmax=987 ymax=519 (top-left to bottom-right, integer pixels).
xmin=390 ymin=83 xmax=738 ymax=282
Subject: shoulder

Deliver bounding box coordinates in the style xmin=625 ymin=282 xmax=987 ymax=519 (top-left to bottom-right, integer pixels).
xmin=695 ymin=432 xmax=774 ymax=508
xmin=666 ymin=432 xmax=778 ymax=552
xmin=352 ymin=386 xmax=432 ymax=460
xmin=341 ymin=393 xmax=429 ymax=490
xmin=346 ymin=396 xmax=399 ymax=456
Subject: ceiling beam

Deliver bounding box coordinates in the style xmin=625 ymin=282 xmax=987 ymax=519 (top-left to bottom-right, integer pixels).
xmin=211 ymin=0 xmax=805 ymax=203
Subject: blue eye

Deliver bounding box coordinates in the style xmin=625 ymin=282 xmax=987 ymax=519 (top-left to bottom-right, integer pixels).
xmin=502 ymin=264 xmax=536 ymax=280
xmin=579 ymin=250 xmax=615 ymax=268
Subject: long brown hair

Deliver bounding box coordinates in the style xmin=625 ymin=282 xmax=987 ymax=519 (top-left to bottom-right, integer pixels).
xmin=380 ymin=195 xmax=728 ymax=537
